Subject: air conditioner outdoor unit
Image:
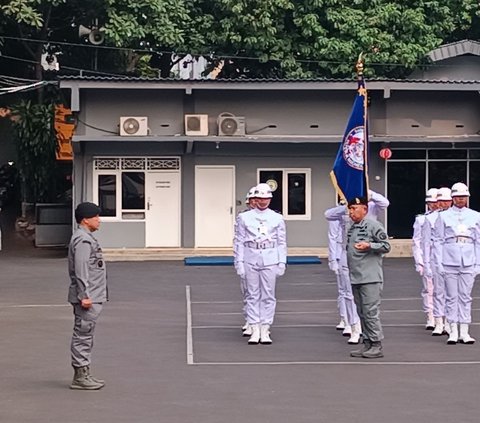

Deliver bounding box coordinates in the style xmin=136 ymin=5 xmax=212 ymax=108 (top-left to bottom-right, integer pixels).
xmin=217 ymin=113 xmax=246 ymax=136
xmin=120 ymin=116 xmax=148 ymax=136
xmin=185 ymin=114 xmax=209 ymax=136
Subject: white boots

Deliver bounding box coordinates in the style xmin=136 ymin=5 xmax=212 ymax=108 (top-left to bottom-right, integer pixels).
xmin=425 ymin=312 xmax=435 ymax=330
xmin=459 ymin=323 xmax=475 ymax=344
xmin=248 ymin=324 xmax=272 ymax=344
xmin=260 ymin=324 xmax=272 ymax=344
xmin=248 ymin=324 xmax=260 ymax=344
xmin=447 ymin=323 xmax=458 ymax=344
xmin=242 ymin=323 xmax=253 ymax=337
xmin=336 ymin=319 xmax=346 ymax=330
xmin=342 ymin=325 xmax=352 ymax=337
xmin=431 ymin=317 xmax=444 ymax=336
xmin=348 ymin=322 xmax=362 ymax=344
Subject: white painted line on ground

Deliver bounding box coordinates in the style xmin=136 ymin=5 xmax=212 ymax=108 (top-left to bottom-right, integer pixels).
xmin=185 ymin=285 xmax=194 ymax=365
xmin=190 ymin=360 xmax=480 ymax=366
xmin=0 ymin=304 xmax=69 ymax=308
xmin=191 ymin=323 xmax=437 ymax=329
xmin=193 ymin=308 xmax=480 ymax=316
xmin=192 ymin=296 xmax=480 ymax=304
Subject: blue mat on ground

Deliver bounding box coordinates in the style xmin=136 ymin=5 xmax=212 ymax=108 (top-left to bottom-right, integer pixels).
xmin=184 ymin=256 xmax=321 ymax=266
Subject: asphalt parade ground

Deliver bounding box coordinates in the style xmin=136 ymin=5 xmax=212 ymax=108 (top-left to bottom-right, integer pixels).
xmin=1 ymin=251 xmax=480 ymax=423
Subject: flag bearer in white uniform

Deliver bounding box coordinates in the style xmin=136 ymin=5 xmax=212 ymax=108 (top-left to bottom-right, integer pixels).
xmin=235 ymin=187 xmax=257 ymax=337
xmin=234 ymin=183 xmax=287 ymax=345
xmin=412 ymin=188 xmax=438 ymax=330
xmin=422 ymin=187 xmax=452 ymax=336
xmin=325 ymin=204 xmax=362 ymax=344
xmin=433 ymin=182 xmax=480 ymax=345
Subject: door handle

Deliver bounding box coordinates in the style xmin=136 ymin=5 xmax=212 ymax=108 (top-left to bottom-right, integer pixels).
xmin=230 ymin=206 xmax=233 ymax=214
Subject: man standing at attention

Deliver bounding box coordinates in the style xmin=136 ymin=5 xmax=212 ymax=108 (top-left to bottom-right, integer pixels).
xmin=346 ymin=197 xmax=391 ymax=359
xmin=68 ymin=202 xmax=108 ymax=390
xmin=234 ymin=183 xmax=287 ymax=345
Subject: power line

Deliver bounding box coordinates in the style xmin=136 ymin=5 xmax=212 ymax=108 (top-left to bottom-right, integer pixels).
xmin=0 ymin=53 xmax=131 ymax=78
xmin=0 ymin=34 xmax=456 ymax=69
xmin=0 ymin=80 xmax=55 ymax=96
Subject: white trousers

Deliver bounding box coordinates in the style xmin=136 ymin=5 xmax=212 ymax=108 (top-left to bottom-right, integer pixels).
xmin=432 ymin=272 xmax=446 ymax=318
xmin=421 ymin=275 xmax=434 ymax=314
xmin=444 ymin=268 xmax=475 ymax=323
xmin=337 ymin=265 xmax=360 ymax=326
xmin=244 ymin=262 xmax=278 ymax=325
xmin=337 ymin=254 xmax=359 ymax=326
xmin=239 ymin=276 xmax=248 ymax=321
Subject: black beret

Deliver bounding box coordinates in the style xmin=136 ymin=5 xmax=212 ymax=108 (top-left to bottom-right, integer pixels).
xmin=75 ymin=202 xmax=100 ymax=223
xmin=347 ymin=196 xmax=368 ymax=207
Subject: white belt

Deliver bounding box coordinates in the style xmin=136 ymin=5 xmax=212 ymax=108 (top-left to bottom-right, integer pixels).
xmin=445 ymin=236 xmax=473 ymax=244
xmin=245 ymin=241 xmax=276 ymax=249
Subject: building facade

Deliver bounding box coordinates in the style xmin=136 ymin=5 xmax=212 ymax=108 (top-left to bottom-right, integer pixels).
xmin=59 ymin=41 xmax=480 ymax=249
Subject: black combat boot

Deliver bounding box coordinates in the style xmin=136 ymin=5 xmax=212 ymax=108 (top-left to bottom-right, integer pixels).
xmin=361 ymin=341 xmax=384 ymax=358
xmin=350 ymin=339 xmax=372 ymax=357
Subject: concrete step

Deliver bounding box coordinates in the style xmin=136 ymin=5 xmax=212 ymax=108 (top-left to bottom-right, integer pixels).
xmin=103 ymin=239 xmax=412 ymax=261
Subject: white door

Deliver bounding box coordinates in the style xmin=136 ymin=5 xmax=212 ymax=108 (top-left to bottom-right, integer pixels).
xmin=145 ymin=172 xmax=181 ymax=247
xmin=195 ymin=166 xmax=235 ymax=247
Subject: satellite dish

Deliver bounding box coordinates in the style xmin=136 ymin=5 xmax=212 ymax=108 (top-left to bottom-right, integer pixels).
xmin=122 ymin=118 xmax=140 ymax=135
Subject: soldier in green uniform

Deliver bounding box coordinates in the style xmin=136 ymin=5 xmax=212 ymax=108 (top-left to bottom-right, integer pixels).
xmin=346 ymin=197 xmax=390 ymax=359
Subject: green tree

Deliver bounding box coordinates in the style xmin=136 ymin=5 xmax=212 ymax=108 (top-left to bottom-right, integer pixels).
xmin=199 ymin=0 xmax=480 ymax=78
xmin=9 ymin=100 xmax=58 ymax=203
xmin=1 ymin=0 xmax=479 ymax=79
xmin=0 ymin=0 xmax=202 ymax=78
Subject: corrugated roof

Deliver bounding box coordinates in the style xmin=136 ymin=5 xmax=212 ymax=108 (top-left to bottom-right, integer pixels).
xmin=58 ymin=75 xmax=480 ymax=84
xmin=428 ymin=39 xmax=480 ymax=62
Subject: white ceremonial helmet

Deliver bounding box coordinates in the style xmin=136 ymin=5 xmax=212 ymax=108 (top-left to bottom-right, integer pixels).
xmin=436 ymin=187 xmax=452 ymax=201
xmin=451 ymin=182 xmax=470 ymax=197
xmin=425 ymin=188 xmax=438 ymax=203
xmin=245 ymin=186 xmax=257 ymax=203
xmin=253 ymin=183 xmax=273 ymax=199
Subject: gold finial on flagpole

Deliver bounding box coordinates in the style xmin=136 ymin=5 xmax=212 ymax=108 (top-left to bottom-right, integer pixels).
xmin=356 ymin=52 xmax=364 ymax=77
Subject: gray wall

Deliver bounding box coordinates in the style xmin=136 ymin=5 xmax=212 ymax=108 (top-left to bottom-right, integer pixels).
xmin=410 ymin=56 xmax=480 ymax=81
xmin=73 ymin=139 xmax=388 ymax=248
xmin=75 ymin=86 xmax=480 ymax=140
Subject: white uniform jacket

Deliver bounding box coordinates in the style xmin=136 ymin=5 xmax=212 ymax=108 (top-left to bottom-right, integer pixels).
xmin=234 ymin=208 xmax=287 ymax=267
xmin=412 ymin=213 xmax=426 ymax=268
xmin=432 ymin=206 xmax=480 ymax=273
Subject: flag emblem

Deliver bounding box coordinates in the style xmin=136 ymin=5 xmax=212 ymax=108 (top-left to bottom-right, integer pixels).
xmin=343 ymin=126 xmax=365 ymax=171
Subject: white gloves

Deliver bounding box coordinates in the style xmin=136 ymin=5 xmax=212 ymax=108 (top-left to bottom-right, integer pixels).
xmin=277 ymin=263 xmax=286 ymax=276
xmin=415 ymin=264 xmax=424 ymax=276
xmin=328 ymin=260 xmax=339 ymax=274
xmin=235 ymin=262 xmax=245 ymax=278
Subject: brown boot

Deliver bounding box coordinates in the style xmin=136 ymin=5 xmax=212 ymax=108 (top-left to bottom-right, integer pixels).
xmin=70 ymin=366 xmax=105 ymax=390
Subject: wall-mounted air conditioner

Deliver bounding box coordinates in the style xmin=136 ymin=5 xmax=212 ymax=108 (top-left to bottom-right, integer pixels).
xmin=120 ymin=116 xmax=148 ymax=136
xmin=185 ymin=114 xmax=209 ymax=136
xmin=217 ymin=113 xmax=246 ymax=136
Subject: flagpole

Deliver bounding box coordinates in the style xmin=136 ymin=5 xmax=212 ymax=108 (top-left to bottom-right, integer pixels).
xmin=356 ymin=53 xmax=370 ymax=195
xmin=329 ymin=55 xmax=370 ymax=202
